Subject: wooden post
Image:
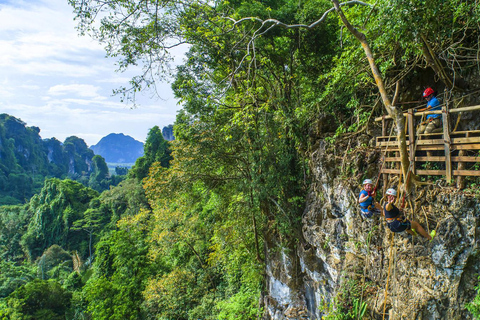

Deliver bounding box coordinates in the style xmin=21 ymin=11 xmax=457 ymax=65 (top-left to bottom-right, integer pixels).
xmin=457 ymin=150 xmax=466 ymax=189
xmin=408 ymin=109 xmax=415 ymax=175
xmin=442 ymin=106 xmax=452 ymax=183
xmin=381 ymin=117 xmax=388 ymax=193
xmin=382 ymin=116 xmax=386 ymax=136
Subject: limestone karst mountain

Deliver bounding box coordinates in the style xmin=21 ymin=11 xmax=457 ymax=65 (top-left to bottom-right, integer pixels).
xmin=0 ymin=113 xmax=99 ymax=204
xmin=90 ymin=133 xmax=144 ymax=163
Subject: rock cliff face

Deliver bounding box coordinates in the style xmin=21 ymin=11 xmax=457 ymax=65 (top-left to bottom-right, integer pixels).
xmin=264 ymin=139 xmax=480 ymax=319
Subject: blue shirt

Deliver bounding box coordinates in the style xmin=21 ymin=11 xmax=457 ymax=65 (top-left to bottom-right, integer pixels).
xmin=359 ymin=190 xmax=373 ymax=209
xmin=426 ymin=96 xmax=441 ymax=120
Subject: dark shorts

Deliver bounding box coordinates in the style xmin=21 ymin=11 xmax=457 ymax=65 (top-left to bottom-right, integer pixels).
xmin=361 ymin=207 xmax=381 ymax=218
xmin=387 ymin=218 xmax=411 ymax=233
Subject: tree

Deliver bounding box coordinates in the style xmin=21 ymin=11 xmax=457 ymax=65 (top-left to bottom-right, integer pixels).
xmin=88 ymin=155 xmax=110 ymax=191
xmin=0 ymin=261 xmax=36 ymax=299
xmin=2 ymin=279 xmax=72 ymax=320
xmin=83 ymin=210 xmax=156 ymax=319
xmin=129 ymin=125 xmax=172 ymax=181
xmin=69 ymin=1 xmax=480 ymax=317
xmin=21 ymin=179 xmax=99 ymax=260
xmin=115 ymin=166 xmax=129 ymax=176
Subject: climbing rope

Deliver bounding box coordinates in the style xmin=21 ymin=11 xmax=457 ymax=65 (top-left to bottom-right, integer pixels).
xmin=382 ymin=232 xmax=395 ymax=320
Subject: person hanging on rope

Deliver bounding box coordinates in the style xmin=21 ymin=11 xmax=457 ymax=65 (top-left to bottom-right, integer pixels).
xmin=383 ymin=188 xmax=436 ymax=240
xmin=415 ymin=87 xmax=442 ymax=135
xmin=358 ymin=179 xmax=383 ymax=218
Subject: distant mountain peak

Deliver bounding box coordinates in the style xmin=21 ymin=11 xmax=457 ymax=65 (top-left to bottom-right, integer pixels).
xmin=90 ymin=134 xmax=144 ymax=163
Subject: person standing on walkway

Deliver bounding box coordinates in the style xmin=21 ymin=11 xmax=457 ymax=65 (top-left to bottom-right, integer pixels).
xmin=416 ymin=87 xmax=442 ymax=134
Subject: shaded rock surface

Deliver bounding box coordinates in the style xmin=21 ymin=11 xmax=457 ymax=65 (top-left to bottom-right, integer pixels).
xmin=263 ymin=139 xmax=480 ymax=319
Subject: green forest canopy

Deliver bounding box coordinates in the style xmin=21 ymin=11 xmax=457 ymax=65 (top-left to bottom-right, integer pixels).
xmin=1 ymin=0 xmax=480 ymax=318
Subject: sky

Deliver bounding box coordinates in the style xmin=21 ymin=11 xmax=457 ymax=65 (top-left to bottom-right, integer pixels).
xmin=0 ymin=0 xmax=185 ymax=146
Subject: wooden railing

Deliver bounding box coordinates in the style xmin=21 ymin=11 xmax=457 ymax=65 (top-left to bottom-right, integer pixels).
xmin=374 ymin=105 xmax=480 ymax=186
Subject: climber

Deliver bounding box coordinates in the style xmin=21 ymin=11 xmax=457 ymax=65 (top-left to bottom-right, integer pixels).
xmin=415 ymin=87 xmax=442 ymax=135
xmin=358 ymin=179 xmax=383 ymax=218
xmin=383 ymin=188 xmax=436 ymax=241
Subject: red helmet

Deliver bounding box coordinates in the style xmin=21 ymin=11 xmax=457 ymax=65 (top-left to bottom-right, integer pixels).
xmin=423 ymin=87 xmax=434 ymax=98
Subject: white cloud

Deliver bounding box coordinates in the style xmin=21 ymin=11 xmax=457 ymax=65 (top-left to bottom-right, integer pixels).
xmin=48 ymin=84 xmax=102 ymax=98
xmin=0 ymin=0 xmax=183 ymax=147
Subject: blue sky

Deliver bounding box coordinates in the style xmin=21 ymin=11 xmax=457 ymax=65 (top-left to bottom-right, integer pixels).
xmin=0 ymin=0 xmax=185 ymax=146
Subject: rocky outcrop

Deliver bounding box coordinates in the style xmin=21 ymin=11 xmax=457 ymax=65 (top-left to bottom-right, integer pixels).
xmin=264 ymin=140 xmax=480 ymax=319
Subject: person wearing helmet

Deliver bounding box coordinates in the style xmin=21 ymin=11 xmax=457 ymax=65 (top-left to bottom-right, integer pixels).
xmin=358 ymin=179 xmax=382 ymax=218
xmin=384 ymin=188 xmax=436 ymax=240
xmin=416 ymin=87 xmax=442 ymax=135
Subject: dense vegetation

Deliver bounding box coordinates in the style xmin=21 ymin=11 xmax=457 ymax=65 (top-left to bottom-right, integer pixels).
xmin=1 ymin=0 xmax=480 ymax=318
xmin=0 ymin=114 xmax=124 ymax=204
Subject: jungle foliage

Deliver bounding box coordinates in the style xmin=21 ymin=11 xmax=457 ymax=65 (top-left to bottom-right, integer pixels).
xmin=1 ymin=0 xmax=480 ymax=318
xmin=0 ymin=114 xmax=124 ymax=205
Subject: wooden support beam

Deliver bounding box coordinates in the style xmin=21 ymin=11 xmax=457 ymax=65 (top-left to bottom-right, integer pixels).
xmin=396 ymin=144 xmax=480 ymax=151
xmin=416 ymin=139 xmax=444 ymax=145
xmin=457 ymin=150 xmax=466 ymax=189
xmin=443 ymin=106 xmax=452 ymax=183
xmin=452 ymin=144 xmax=480 ymax=150
xmin=416 ymin=169 xmax=445 ymax=175
xmin=454 ymin=170 xmax=480 ymax=176
xmin=374 ymin=104 xmax=480 ymax=122
xmin=381 ymin=169 xmax=480 ymax=176
xmin=451 ymin=137 xmax=480 ymax=144
xmin=381 ymin=169 xmax=402 ymax=174
xmin=414 ymin=156 xmax=446 ymax=162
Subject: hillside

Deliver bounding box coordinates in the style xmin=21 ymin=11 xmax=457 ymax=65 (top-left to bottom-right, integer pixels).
xmin=90 ymin=133 xmax=144 ymax=163
xmin=0 ymin=114 xmax=104 ymax=204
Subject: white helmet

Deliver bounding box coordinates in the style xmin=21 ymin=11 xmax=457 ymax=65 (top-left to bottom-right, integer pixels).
xmin=386 ymin=188 xmax=397 ymax=196
xmin=363 ymin=179 xmax=373 ymax=185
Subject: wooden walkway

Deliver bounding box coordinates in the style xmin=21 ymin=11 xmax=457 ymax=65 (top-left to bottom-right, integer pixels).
xmin=375 ymin=105 xmax=480 ymax=185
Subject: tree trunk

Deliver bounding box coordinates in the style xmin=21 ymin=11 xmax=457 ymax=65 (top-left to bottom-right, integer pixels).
xmin=331 ymin=0 xmax=410 ymax=185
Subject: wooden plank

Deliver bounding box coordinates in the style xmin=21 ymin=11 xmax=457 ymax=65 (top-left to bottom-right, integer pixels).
xmin=451 ymin=130 xmax=480 ymax=136
xmin=377 ymin=136 xmax=398 ymax=142
xmin=383 ymin=169 xmax=480 ymax=176
xmin=377 ymin=141 xmax=402 ymax=147
xmin=452 ymin=143 xmax=480 ymax=150
xmin=420 ymin=132 xmax=443 ymax=138
xmin=414 ymin=156 xmax=480 ymax=162
xmin=377 ymin=142 xmax=480 ymax=150
xmin=415 ymin=156 xmax=445 ymax=162
xmin=416 ymin=139 xmax=444 ymax=145
xmin=453 ymin=156 xmax=480 ymax=162
xmin=380 ymin=145 xmax=442 ymax=151
xmin=416 ymin=169 xmax=446 ymax=175
xmin=417 ymin=145 xmax=446 ymax=151
xmin=381 ymin=169 xmax=401 ymax=174
xmin=384 ymin=157 xmax=401 ymax=162
xmin=449 ymin=104 xmax=480 ymax=113
xmin=443 ymin=105 xmax=452 ymax=183
xmin=453 ymin=170 xmax=480 ymax=176
xmin=451 ymin=137 xmax=480 ymax=144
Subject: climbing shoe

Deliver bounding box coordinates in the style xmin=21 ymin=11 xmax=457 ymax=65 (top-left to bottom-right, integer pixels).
xmin=429 ymin=230 xmax=436 ymax=242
